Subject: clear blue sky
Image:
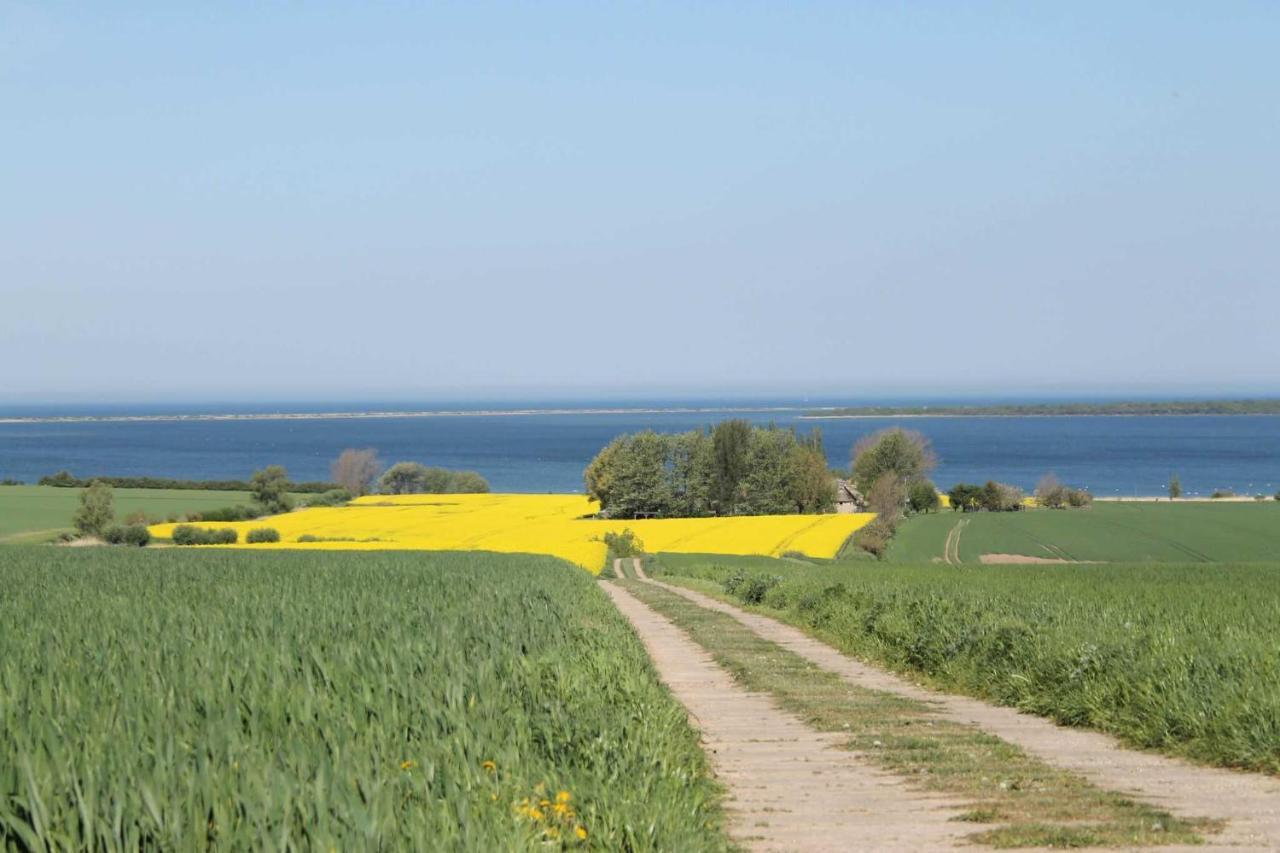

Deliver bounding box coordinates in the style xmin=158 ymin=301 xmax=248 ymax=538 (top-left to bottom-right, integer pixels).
xmin=2 ymin=2 xmax=1276 ymax=402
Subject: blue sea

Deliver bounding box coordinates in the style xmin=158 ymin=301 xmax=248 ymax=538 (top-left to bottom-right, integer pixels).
xmin=1 ymin=401 xmax=1279 ymax=497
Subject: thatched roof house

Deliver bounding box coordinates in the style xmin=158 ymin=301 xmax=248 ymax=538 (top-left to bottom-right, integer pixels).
xmin=835 ymin=479 xmax=865 ymax=513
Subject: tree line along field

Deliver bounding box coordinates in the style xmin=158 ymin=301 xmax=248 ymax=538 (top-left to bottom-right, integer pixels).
xmin=0 ymin=548 xmax=728 ymax=850
xmin=651 ymin=552 xmax=1280 ymax=774
xmin=887 ymin=500 xmax=1280 ymax=563
xmin=0 ymin=485 xmax=299 ymax=544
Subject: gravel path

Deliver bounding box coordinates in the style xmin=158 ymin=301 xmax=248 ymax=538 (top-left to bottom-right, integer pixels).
xmin=652 ymin=579 xmax=1280 ymax=850
xmin=602 ymin=581 xmax=971 ymax=852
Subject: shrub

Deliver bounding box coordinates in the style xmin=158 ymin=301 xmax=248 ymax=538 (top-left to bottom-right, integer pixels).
xmin=0 ymin=478 xmax=23 ymax=486
xmin=1036 ymin=473 xmax=1067 ymax=508
xmin=246 ymin=527 xmax=281 ymax=544
xmin=980 ymin=481 xmax=1025 ymax=512
xmin=603 ymin=528 xmax=644 ymax=557
xmin=303 ymin=489 xmax=353 ymax=507
xmin=124 ymin=510 xmax=149 ymax=525
xmin=723 ymin=571 xmax=782 ymax=605
xmin=40 ymin=470 xmax=78 ymax=487
xmin=104 ymin=525 xmax=150 ymax=547
xmin=852 ymin=518 xmax=894 ymax=559
xmin=947 ymin=483 xmax=983 ymax=512
xmin=195 ymin=505 xmax=260 ymax=522
xmin=73 ymin=481 xmax=114 ymax=536
xmin=1211 ymin=489 xmax=1236 ymax=499
xmin=1066 ymin=488 xmax=1093 ymax=508
xmin=171 ymin=525 xmax=238 ymax=546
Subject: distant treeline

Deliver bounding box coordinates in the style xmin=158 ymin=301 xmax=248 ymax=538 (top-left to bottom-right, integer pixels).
xmin=808 ymin=399 xmax=1280 ymax=418
xmin=37 ymin=471 xmax=338 ymax=493
xmin=585 ymin=421 xmax=835 ymax=519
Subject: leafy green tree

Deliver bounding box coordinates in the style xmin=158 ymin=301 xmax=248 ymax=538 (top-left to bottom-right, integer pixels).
xmin=584 ymin=436 xmax=624 ymax=509
xmin=906 ymin=479 xmax=940 ymax=514
xmin=851 ymin=428 xmax=936 ymax=493
xmin=380 ymin=461 xmax=431 ymax=494
xmin=73 ymin=480 xmax=114 ymax=536
xmin=1169 ymin=475 xmax=1182 ymax=499
xmin=668 ymin=430 xmax=715 ymax=516
xmin=712 ymin=419 xmax=752 ymax=514
xmin=446 ymin=471 xmax=490 ymax=493
xmin=607 ymin=431 xmax=673 ymax=519
xmin=741 ymin=427 xmax=796 ymax=515
xmin=788 ymin=442 xmax=837 ymax=514
xmin=947 ymin=482 xmax=982 ymax=512
xmin=250 ymin=465 xmax=294 ymax=514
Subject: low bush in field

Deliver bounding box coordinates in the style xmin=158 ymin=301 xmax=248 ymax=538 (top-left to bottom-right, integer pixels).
xmin=103 ymin=524 xmax=151 ymax=547
xmin=171 ymin=525 xmax=238 ymax=545
xmin=0 ymin=549 xmax=727 ymax=849
xmin=245 ymin=527 xmax=280 ymax=544
xmin=602 ymin=528 xmax=644 ymax=557
xmin=654 ymin=554 xmax=1280 ymax=775
xmin=301 ymin=488 xmax=352 ymax=507
xmin=185 ymin=505 xmax=260 ymax=523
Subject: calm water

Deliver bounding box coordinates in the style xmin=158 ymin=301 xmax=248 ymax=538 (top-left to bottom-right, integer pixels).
xmin=1 ymin=407 xmax=1278 ymax=497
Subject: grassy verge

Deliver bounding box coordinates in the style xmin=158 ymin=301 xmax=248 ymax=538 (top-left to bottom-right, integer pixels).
xmin=0 ymin=548 xmax=729 ymax=850
xmin=651 ymin=552 xmax=1280 ymax=775
xmin=0 ymin=485 xmax=296 ymax=542
xmin=622 ymin=579 xmax=1214 ymax=848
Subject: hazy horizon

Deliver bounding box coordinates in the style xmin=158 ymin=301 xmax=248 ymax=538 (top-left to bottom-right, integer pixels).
xmin=4 ymin=2 xmax=1276 ymax=399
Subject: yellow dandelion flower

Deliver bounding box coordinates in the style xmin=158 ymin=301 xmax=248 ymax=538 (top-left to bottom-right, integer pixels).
xmin=556 ymin=790 xmax=572 ymax=804
xmin=481 ymin=760 xmax=496 ymax=773
xmin=399 ymin=759 xmax=416 ymax=771
xmin=575 ymin=825 xmax=588 ymax=840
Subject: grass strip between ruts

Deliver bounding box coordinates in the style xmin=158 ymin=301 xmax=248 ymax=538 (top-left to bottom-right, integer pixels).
xmin=619 ymin=579 xmax=1220 ymax=849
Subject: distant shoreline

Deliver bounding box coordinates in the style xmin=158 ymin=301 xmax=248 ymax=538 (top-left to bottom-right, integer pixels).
xmin=0 ymin=406 xmax=810 ymax=426
xmin=803 ymin=400 xmax=1280 ymax=419
xmin=4 ymin=400 xmax=1280 ymax=425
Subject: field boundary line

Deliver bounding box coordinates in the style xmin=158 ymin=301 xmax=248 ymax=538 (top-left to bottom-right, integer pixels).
xmin=645 ymin=578 xmax=1280 ymax=851
xmin=601 ymin=581 xmax=971 ymax=851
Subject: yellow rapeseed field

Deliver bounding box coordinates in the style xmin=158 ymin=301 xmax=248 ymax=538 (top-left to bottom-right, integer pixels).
xmin=149 ymin=494 xmax=875 ymax=573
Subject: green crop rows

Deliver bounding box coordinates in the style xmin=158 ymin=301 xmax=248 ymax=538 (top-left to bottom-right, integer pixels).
xmin=0 ymin=548 xmax=727 ymax=850
xmin=653 ymin=552 xmax=1280 ymax=775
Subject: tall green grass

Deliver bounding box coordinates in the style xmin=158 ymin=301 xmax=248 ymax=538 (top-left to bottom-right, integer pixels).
xmin=0 ymin=548 xmax=727 ymax=850
xmin=654 ymin=553 xmax=1280 ymax=775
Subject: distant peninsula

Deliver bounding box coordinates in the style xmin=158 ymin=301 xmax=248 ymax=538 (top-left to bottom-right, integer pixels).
xmin=803 ymin=399 xmax=1280 ymax=418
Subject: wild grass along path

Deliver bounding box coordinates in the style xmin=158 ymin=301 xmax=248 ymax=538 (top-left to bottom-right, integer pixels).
xmin=649 ymin=577 xmax=1280 ymax=850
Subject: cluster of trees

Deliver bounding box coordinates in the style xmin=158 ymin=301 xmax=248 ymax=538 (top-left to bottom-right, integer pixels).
xmin=583 ymin=421 xmax=835 ymax=519
xmin=379 ymin=462 xmax=490 ymax=495
xmin=329 ymin=449 xmax=490 ymax=496
xmin=40 ymin=471 xmax=336 ymax=492
xmin=947 ymin=481 xmax=1026 ymax=512
xmin=1033 ymin=474 xmax=1093 ymax=509
xmin=847 ymin=428 xmax=938 ymax=558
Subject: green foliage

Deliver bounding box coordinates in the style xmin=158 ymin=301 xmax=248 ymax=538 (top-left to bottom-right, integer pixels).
xmin=103 ymin=524 xmax=151 ymax=547
xmin=246 ymin=527 xmax=281 ymax=543
xmin=72 ymin=480 xmax=114 ymax=536
xmin=379 ymin=462 xmax=491 ymax=495
xmin=303 ymin=488 xmax=353 ymax=507
xmin=656 ymin=552 xmax=1280 ymax=774
xmin=37 ymin=472 xmax=336 ymax=492
xmin=851 ymin=427 xmax=935 ymax=493
xmin=249 ymin=465 xmax=294 ymax=514
xmin=186 ymin=505 xmax=260 ymax=522
xmin=602 ymin=528 xmax=644 ymax=558
xmin=711 ymin=420 xmax=752 ymax=512
xmin=947 ymin=482 xmax=983 ymax=512
xmin=906 ymin=479 xmax=940 ymax=514
xmin=1169 ymin=474 xmax=1182 ymax=499
xmin=1065 ymin=487 xmax=1093 ymax=507
xmin=0 ymin=549 xmax=728 ymax=849
xmin=171 ymin=525 xmax=238 ymax=545
xmin=851 ymin=517 xmax=895 ymax=559
xmin=980 ymin=480 xmax=1024 ymax=512
xmin=584 ymin=423 xmax=834 ymax=518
